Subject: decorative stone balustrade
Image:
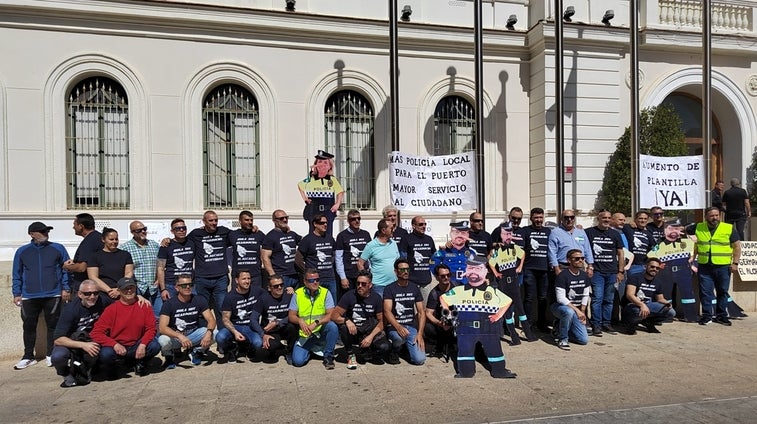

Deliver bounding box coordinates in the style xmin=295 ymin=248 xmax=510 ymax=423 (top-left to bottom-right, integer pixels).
xmin=658 ymin=0 xmax=752 ymax=31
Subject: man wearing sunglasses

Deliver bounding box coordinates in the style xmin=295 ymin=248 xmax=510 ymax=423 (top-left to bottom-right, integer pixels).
xmin=548 ymin=210 xmax=594 ymax=278
xmin=288 ymin=270 xmax=338 ymax=369
xmin=335 ymin=209 xmax=372 ymax=299
xmin=646 ymin=206 xmax=666 ymax=243
xmin=331 ymin=270 xmax=389 ymax=369
xmin=262 ymin=209 xmax=302 ymax=290
xmin=550 ymin=249 xmax=591 ymax=351
xmin=296 ymin=214 xmax=337 ymax=301
xmin=259 ymin=274 xmax=297 ymax=362
xmin=158 ymin=274 xmax=217 ymax=368
xmin=12 ymin=221 xmax=71 ymax=370
xmin=121 ymin=220 xmax=160 ymax=320
xmin=398 ymin=216 xmax=436 ymax=300
xmin=383 ymin=258 xmax=426 ymax=365
xmin=157 ymin=218 xmax=194 ymax=300
xmin=620 ymin=258 xmax=675 ymax=334
xmin=51 ymin=279 xmax=114 ymax=387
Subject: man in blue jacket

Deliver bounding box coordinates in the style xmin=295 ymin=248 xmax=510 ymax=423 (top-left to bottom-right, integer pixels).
xmin=12 ymin=221 xmax=71 ymax=370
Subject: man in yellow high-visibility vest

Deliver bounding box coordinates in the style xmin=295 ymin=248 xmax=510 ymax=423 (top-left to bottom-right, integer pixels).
xmin=693 ymin=207 xmax=741 ymax=326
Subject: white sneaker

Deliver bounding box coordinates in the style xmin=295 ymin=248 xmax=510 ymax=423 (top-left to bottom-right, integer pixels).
xmin=346 ymin=354 xmax=357 ymax=370
xmin=46 ymin=356 xmax=53 ymax=367
xmin=14 ymin=358 xmax=38 ymax=370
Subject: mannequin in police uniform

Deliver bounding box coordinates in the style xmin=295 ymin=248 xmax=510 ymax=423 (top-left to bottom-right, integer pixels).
xmin=431 ymin=221 xmax=478 ymax=286
xmin=298 ymin=150 xmax=344 ymax=236
xmin=440 ymin=259 xmax=516 ymax=379
xmin=646 ymin=219 xmax=698 ymax=322
xmin=489 ymin=224 xmax=537 ymax=344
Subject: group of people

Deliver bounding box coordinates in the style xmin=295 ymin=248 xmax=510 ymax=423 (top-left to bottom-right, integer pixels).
xmin=10 ymin=189 xmax=746 ymax=385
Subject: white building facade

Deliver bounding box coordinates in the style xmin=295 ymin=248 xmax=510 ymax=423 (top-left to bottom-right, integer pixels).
xmin=0 ymin=0 xmax=756 ymax=257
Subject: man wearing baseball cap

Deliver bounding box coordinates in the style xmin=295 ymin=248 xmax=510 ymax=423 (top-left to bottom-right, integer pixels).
xmin=12 ymin=221 xmax=71 ymax=370
xmin=90 ymin=277 xmax=160 ymax=378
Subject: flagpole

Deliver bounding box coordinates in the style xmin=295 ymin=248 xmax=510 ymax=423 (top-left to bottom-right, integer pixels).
xmin=630 ymin=0 xmax=640 ymax=213
xmin=474 ymin=0 xmax=485 ymax=215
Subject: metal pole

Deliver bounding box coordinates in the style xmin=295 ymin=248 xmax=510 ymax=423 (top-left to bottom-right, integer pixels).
xmin=555 ymin=0 xmax=565 ymax=213
xmin=474 ymin=0 xmax=485 ymax=215
xmin=703 ymin=0 xmax=712 ymax=209
xmin=630 ymin=0 xmax=640 ymax=214
xmin=389 ymin=0 xmax=400 ymax=152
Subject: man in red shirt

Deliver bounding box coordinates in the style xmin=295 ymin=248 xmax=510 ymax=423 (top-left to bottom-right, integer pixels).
xmin=91 ymin=277 xmax=160 ymax=379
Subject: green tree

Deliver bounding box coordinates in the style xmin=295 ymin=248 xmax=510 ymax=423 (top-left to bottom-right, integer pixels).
xmin=596 ymin=105 xmax=687 ymax=215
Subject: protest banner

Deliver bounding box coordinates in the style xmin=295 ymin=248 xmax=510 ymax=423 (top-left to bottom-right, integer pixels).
xmin=639 ymin=154 xmax=704 ymax=209
xmin=389 ymin=151 xmax=477 ymax=212
xmin=737 ymin=241 xmax=757 ymax=281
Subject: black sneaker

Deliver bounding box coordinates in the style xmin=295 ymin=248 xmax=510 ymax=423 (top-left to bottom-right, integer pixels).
xmin=224 ymin=351 xmax=238 ymax=363
xmin=714 ymin=317 xmax=732 ymax=326
xmin=591 ymin=327 xmax=603 ymax=337
xmin=60 ymin=375 xmax=77 ymax=388
xmin=323 ymin=357 xmax=335 ymax=370
xmin=386 ymin=352 xmax=401 ymax=365
xmin=134 ymin=362 xmax=148 ymax=377
xmin=699 ymin=317 xmax=712 ymax=326
xmin=163 ymin=355 xmax=176 ymax=370
xmin=602 ymin=325 xmax=618 ymax=335
xmin=643 ymin=322 xmax=661 ymax=333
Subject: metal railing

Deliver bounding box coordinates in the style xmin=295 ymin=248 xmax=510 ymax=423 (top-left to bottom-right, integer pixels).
xmin=203 ymin=84 xmax=260 ymax=209
xmin=66 ymin=77 xmax=130 ymax=209
xmin=433 ymin=95 xmax=476 ymax=156
xmin=325 ymin=90 xmax=375 ymax=209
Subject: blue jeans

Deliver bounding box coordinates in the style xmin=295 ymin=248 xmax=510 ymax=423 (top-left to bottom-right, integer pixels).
xmin=194 ymin=275 xmax=229 ymax=323
xmin=320 ymin=279 xmax=337 ymax=303
xmin=523 ymin=269 xmax=550 ymax=326
xmin=158 ymin=327 xmax=214 ymax=356
xmin=282 ymin=275 xmax=299 ymax=289
xmin=99 ymin=339 xmax=161 ymax=366
xmin=622 ymin=302 xmax=676 ymax=326
xmin=215 ymin=325 xmax=263 ymax=352
xmin=698 ymin=264 xmax=731 ymax=320
xmin=139 ymin=288 xmax=162 ymax=322
xmin=291 ymin=321 xmax=338 ymax=366
xmin=388 ymin=325 xmax=426 ymax=365
xmin=590 ymin=272 xmax=617 ymax=328
xmin=372 ymin=285 xmax=387 ymax=298
xmin=550 ymin=304 xmax=589 ymax=345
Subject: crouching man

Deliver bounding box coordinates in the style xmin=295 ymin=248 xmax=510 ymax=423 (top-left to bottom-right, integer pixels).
xmin=621 ymin=258 xmax=676 ymax=334
xmin=331 ymin=270 xmax=390 ymax=369
xmin=158 ymin=274 xmax=217 ymax=368
xmin=51 ymin=279 xmax=113 ymax=387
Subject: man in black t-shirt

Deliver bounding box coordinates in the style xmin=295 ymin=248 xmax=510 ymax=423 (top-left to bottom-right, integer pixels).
xmin=331 ymin=270 xmax=389 ymax=369
xmin=157 ymin=218 xmax=194 ymax=299
xmin=722 ymin=178 xmax=751 ymax=241
xmin=398 ymin=215 xmax=436 ymax=299
xmin=262 ymin=209 xmax=302 ymax=289
xmin=215 ymin=269 xmax=265 ymax=363
xmin=63 ymin=213 xmax=103 ymax=295
xmin=228 ymin=210 xmax=265 ymax=287
xmin=518 ymin=207 xmax=552 ymax=332
xmin=187 ymin=210 xmax=232 ymax=325
xmin=423 ymin=264 xmax=456 ymax=358
xmin=51 ymin=279 xmax=113 ymax=387
xmin=296 ymin=214 xmax=337 ymax=301
xmin=585 ymin=210 xmax=625 ymax=336
xmin=550 ymin=249 xmax=590 ymax=351
xmin=383 ymin=258 xmax=426 ymax=365
xmin=623 ymin=211 xmax=656 ymax=276
xmin=335 ymin=209 xmax=372 ymax=299
xmin=158 ymin=274 xmax=217 ymax=368
xmin=258 ymin=274 xmax=297 ymax=361
xmin=620 ymin=258 xmax=675 ymax=334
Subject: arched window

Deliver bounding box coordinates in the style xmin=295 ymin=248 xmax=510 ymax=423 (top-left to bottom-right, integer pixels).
xmin=66 ymin=77 xmax=130 ymax=209
xmin=203 ymin=84 xmax=260 ymax=209
xmin=324 ymin=90 xmax=375 ymax=209
xmin=433 ymin=95 xmax=476 ymax=155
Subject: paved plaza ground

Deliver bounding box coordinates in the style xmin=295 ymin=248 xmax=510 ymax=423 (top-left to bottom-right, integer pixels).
xmin=1 ymin=316 xmax=756 ymax=423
